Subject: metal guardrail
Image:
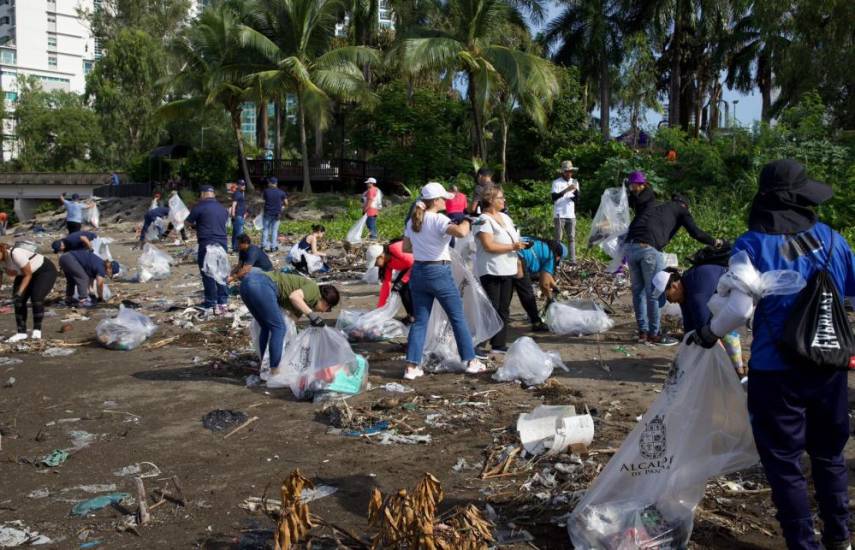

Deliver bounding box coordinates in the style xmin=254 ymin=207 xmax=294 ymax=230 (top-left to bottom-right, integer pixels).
xmin=93 ymin=181 xmax=152 ymax=198
xmin=0 ymin=172 xmax=126 ymax=186
xmin=246 ymin=159 xmax=386 ymax=184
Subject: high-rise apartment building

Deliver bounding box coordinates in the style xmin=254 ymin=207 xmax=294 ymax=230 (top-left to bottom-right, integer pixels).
xmin=0 ymin=0 xmax=98 ymax=157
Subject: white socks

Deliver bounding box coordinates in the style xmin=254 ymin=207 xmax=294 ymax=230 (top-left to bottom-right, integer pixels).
xmin=7 ymin=333 xmax=27 ymax=343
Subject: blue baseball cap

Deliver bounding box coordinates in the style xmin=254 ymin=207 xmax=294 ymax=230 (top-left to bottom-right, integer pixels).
xmin=110 ymin=261 xmax=121 ymax=276
xmin=51 ymin=240 xmax=65 ymax=253
xmin=199 ymin=185 xmax=214 ymax=193
xmin=71 ymin=193 xmax=80 ymax=200
xmin=268 ymin=177 xmax=278 ymax=185
xmin=237 ymin=179 xmax=246 ymax=187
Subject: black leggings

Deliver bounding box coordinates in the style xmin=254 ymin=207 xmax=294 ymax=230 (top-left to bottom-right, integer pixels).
xmin=480 ymin=274 xmax=513 ymax=349
xmin=13 ymin=260 xmax=58 ymax=332
xmin=66 ymin=221 xmax=81 ymax=234
xmin=512 ymin=275 xmax=542 ymax=325
xmin=162 ymin=223 xmax=188 ymax=241
xmin=399 ymin=282 xmax=413 ymax=317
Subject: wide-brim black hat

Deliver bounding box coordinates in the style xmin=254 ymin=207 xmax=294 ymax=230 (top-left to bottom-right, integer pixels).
xmin=758 ymin=159 xmax=832 ymax=205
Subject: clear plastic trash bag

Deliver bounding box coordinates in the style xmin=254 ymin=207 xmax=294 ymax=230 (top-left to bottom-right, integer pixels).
xmin=455 ymin=232 xmax=477 ymax=271
xmin=362 ymin=266 xmax=380 ymax=284
xmin=717 ymin=250 xmax=806 ymax=299
xmin=493 ymin=336 xmax=567 ymax=385
xmin=588 ymin=187 xmax=631 ymax=247
xmin=253 ymin=214 xmax=263 ymax=231
xmin=601 ymin=235 xmax=626 ymax=274
xmin=336 ymin=292 xmax=408 ymax=342
xmin=138 ymin=243 xmax=173 ymax=283
xmin=346 ymin=215 xmax=368 ymax=244
xmin=263 ymin=326 xmax=361 ymax=400
xmin=251 ymin=311 xmax=297 ymax=374
xmin=85 ymin=204 xmax=100 ymax=229
xmin=96 ymin=305 xmax=157 ymax=350
xmin=545 ymin=300 xmax=614 ymax=336
xmin=168 ymin=193 xmax=190 ymax=230
xmin=288 ymin=244 xmax=325 ymax=274
xmin=91 ymin=237 xmax=113 ymax=261
xmin=201 ymin=244 xmax=230 ymax=285
xmin=421 ymin=248 xmax=503 ymax=371
xmin=567 ymin=341 xmax=759 ymax=549
xmin=145 ymin=217 xmax=167 ymax=242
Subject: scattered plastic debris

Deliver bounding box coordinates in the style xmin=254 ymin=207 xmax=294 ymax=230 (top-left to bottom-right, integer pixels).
xmin=27 ymin=488 xmax=50 ymax=499
xmin=0 ymin=521 xmax=52 ymax=546
xmin=38 ymin=449 xmax=69 ymax=468
xmin=380 ymin=382 xmax=414 ymax=394
xmin=42 ymin=347 xmax=76 ymax=357
xmin=0 ymin=357 xmax=22 ymax=366
xmin=112 ymin=462 xmax=161 ymax=478
xmin=517 ymin=405 xmax=594 ymax=456
xmin=3 ymin=377 xmax=14 ymax=388
xmin=201 ymin=409 xmax=249 ymax=432
xmin=71 ymin=493 xmax=131 ymax=517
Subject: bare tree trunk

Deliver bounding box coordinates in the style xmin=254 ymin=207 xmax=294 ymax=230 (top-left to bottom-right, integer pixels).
xmin=693 ymin=78 xmax=703 ymax=138
xmin=297 ymin=90 xmax=312 ymax=193
xmin=669 ymin=2 xmax=683 ymax=128
xmin=231 ymin=107 xmax=254 ymax=192
xmin=500 ymin=116 xmax=509 ymax=183
xmin=314 ymin=121 xmax=323 ymax=160
xmin=257 ymin=101 xmax=268 ymax=150
xmin=468 ymin=73 xmax=488 ymax=162
xmin=759 ymin=55 xmax=772 ymax=122
xmin=599 ymin=56 xmax=610 ymax=139
xmin=274 ymin=97 xmax=283 ymax=161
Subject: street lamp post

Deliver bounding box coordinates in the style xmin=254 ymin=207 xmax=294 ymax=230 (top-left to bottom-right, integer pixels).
xmin=732 ymin=100 xmax=739 ymax=127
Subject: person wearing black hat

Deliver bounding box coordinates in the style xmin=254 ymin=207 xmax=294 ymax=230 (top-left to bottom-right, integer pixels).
xmin=186 ymin=185 xmax=230 ymax=314
xmin=230 ymin=180 xmax=247 ymax=253
xmin=689 ymin=159 xmax=855 ymax=550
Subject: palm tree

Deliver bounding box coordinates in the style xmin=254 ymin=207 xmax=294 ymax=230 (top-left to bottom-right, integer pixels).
xmin=160 ymin=5 xmax=257 ymax=190
xmin=240 ymin=0 xmax=379 ymax=192
xmin=393 ymin=0 xmax=556 ymax=163
xmin=544 ymin=0 xmax=628 ymax=139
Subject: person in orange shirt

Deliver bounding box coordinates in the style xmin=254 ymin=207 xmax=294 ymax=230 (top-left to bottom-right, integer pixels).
xmin=0 ymin=211 xmax=7 ymax=236
xmin=362 ymin=178 xmax=382 ymax=240
xmin=366 ymin=240 xmax=414 ymax=322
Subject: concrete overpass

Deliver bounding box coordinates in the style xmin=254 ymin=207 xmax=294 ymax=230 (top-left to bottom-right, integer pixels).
xmin=0 ymin=172 xmax=126 ymax=221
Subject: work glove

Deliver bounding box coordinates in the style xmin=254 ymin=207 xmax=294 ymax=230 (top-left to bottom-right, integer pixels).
xmin=308 ymin=312 xmax=325 ymax=327
xmin=687 ymin=325 xmax=719 ymax=348
xmin=391 ymin=280 xmax=403 ymax=293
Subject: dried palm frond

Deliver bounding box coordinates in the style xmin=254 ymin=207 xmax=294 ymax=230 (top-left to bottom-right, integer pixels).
xmin=273 ymin=469 xmax=315 ymax=550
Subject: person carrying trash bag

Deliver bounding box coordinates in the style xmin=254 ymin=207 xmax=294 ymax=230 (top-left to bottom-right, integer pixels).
xmin=625 ymin=171 xmax=722 ymax=346
xmin=289 ymin=225 xmax=330 ymax=274
xmin=138 ymin=205 xmax=187 ymax=245
xmin=186 ymin=185 xmax=230 ymax=315
xmin=0 ymin=242 xmax=58 ymax=343
xmin=688 ymin=159 xmax=855 ymax=550
xmin=51 ymin=230 xmax=97 ymax=254
xmin=362 ymin=178 xmax=382 ymax=240
xmin=403 ymin=182 xmax=486 ymax=380
xmin=59 ymin=249 xmax=120 ymax=308
xmin=228 ymin=234 xmax=273 ymax=283
xmin=366 ymin=239 xmax=415 ymax=322
xmin=517 ymin=237 xmax=566 ymax=332
xmin=239 ymin=271 xmax=340 ymax=378
xmin=60 ymin=192 xmax=93 ymax=234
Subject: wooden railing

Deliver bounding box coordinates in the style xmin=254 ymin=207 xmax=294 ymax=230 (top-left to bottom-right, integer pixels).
xmin=246 ymin=159 xmax=386 ymax=184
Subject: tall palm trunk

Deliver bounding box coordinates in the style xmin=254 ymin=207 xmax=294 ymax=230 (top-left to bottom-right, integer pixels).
xmin=758 ymin=54 xmax=772 ymax=122
xmin=231 ymin=107 xmax=254 ymax=192
xmin=669 ymin=0 xmax=684 ymax=128
xmin=297 ymin=89 xmax=312 ymax=193
xmin=274 ymin=97 xmax=283 ymax=161
xmin=467 ymin=72 xmax=488 ymax=162
xmin=499 ymin=113 xmax=509 ymax=183
xmin=599 ymin=52 xmax=610 ymax=138
xmin=257 ymin=101 xmax=269 ymax=150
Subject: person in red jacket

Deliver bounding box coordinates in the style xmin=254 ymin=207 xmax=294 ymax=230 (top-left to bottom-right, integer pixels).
xmin=366 ymin=240 xmax=414 ymax=321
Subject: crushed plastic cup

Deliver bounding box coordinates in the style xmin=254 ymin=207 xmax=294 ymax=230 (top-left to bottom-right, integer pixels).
xmin=517 ymin=405 xmax=594 ymax=456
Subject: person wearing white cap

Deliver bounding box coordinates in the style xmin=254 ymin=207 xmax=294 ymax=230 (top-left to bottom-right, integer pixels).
xmin=365 ymin=240 xmax=415 ymax=321
xmin=402 ymin=182 xmax=486 ymax=380
xmin=551 ymin=160 xmax=579 ymax=264
xmin=362 ymin=178 xmax=382 ymax=240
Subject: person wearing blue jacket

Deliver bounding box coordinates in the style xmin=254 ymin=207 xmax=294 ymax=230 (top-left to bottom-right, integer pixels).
xmin=516 ymin=237 xmax=566 ymax=331
xmin=691 ymin=160 xmax=855 ymax=550
xmin=186 ymin=185 xmax=230 ymax=315
xmin=261 ymin=177 xmax=288 ymax=252
xmin=52 ymin=230 xmax=97 ymax=253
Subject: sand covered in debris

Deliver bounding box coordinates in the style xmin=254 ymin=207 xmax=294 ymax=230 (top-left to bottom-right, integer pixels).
xmin=0 ymin=196 xmax=852 ymax=548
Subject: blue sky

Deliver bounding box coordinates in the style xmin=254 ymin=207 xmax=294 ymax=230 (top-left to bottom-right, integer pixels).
xmin=532 ymin=3 xmax=763 ymax=131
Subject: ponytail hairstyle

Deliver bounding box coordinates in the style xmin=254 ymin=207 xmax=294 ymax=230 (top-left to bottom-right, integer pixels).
xmin=410 ymin=199 xmax=437 ymax=232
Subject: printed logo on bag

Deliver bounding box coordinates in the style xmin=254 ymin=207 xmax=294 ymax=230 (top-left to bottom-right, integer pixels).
xmin=662 ymin=362 xmax=684 ymax=402
xmin=620 ymin=415 xmax=674 ymax=477
xmin=811 ymin=290 xmax=841 ymax=351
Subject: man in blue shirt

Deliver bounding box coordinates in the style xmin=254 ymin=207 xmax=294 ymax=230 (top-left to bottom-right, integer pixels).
xmin=261 ymin=177 xmax=288 ymax=252
xmin=228 ymin=234 xmax=273 ymax=283
xmin=186 ymin=185 xmax=230 ymax=314
xmin=58 ymin=249 xmax=119 ymax=307
xmin=139 ymin=206 xmax=188 ymax=245
xmin=230 ymin=180 xmax=247 ymax=253
xmin=60 ymin=193 xmax=87 ymax=234
xmin=515 ymin=237 xmax=566 ymax=332
xmin=692 ymin=160 xmax=855 ymax=550
xmin=52 ymin=230 xmax=97 ymax=253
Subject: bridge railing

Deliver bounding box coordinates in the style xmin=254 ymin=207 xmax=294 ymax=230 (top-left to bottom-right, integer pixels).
xmin=93 ymin=181 xmax=152 ymax=198
xmin=0 ymin=172 xmax=123 ymax=186
xmin=246 ymin=159 xmax=386 ymax=183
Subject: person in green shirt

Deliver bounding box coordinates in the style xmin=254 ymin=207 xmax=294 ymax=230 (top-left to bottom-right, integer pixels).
xmin=239 ymin=270 xmax=340 ymax=371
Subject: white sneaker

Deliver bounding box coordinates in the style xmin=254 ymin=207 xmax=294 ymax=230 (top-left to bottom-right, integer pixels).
xmin=465 ymin=359 xmax=487 ymax=374
xmin=31 ymin=329 xmax=42 ymax=340
xmin=403 ymin=366 xmax=424 ymax=380
xmin=6 ymin=333 xmax=28 ymax=343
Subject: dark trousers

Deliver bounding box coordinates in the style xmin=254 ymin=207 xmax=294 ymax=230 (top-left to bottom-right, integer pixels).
xmin=66 ymin=221 xmax=81 ymax=234
xmin=399 ymin=282 xmax=413 ymax=317
xmin=747 ymin=369 xmax=850 ymax=549
xmin=231 ymin=215 xmax=245 ymax=251
xmin=479 ymin=274 xmax=513 ymax=349
xmin=512 ymin=275 xmax=541 ymax=325
xmin=197 ymin=243 xmax=229 ymax=308
xmin=13 ymin=260 xmax=57 ymax=332
xmin=162 ymin=223 xmax=188 ymax=241
xmin=59 ymin=252 xmax=91 ymax=301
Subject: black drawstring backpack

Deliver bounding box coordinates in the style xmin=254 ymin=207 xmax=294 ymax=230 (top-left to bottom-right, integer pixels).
xmin=778 ymin=233 xmax=855 ymax=370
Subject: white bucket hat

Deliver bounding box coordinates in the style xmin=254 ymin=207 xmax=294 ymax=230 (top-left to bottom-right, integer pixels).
xmin=420 ymin=181 xmax=454 ymax=201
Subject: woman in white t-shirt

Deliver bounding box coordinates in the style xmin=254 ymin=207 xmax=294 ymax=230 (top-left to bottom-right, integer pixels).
xmin=474 ymin=186 xmax=527 ymax=353
xmin=0 ymin=243 xmax=58 ymax=342
xmin=402 ymin=182 xmax=486 ymax=380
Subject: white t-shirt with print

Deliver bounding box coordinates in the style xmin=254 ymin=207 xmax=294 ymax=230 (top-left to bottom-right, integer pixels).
xmin=552 ymin=177 xmax=579 ymax=219
xmin=475 ymin=213 xmax=520 ymax=277
xmin=5 ymin=247 xmax=44 ymax=275
xmin=405 ymin=211 xmax=452 ymax=262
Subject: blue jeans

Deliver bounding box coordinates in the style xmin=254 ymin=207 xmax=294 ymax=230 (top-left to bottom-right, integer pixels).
xmin=262 ymin=215 xmax=280 ymax=250
xmin=198 ymin=243 xmax=229 ymax=308
xmin=240 ymin=271 xmax=287 ymax=370
xmin=406 ymin=263 xmax=475 ymax=365
xmin=366 ymin=215 xmax=377 ymax=239
xmin=231 ymin=215 xmax=245 ymax=251
xmin=626 ymin=243 xmax=663 ymax=336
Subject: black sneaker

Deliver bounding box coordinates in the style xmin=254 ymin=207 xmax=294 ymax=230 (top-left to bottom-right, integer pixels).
xmin=532 ymin=322 xmax=549 ymax=333
xmin=649 ymin=334 xmax=679 ymax=347
xmin=474 ymin=347 xmax=489 ymax=360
